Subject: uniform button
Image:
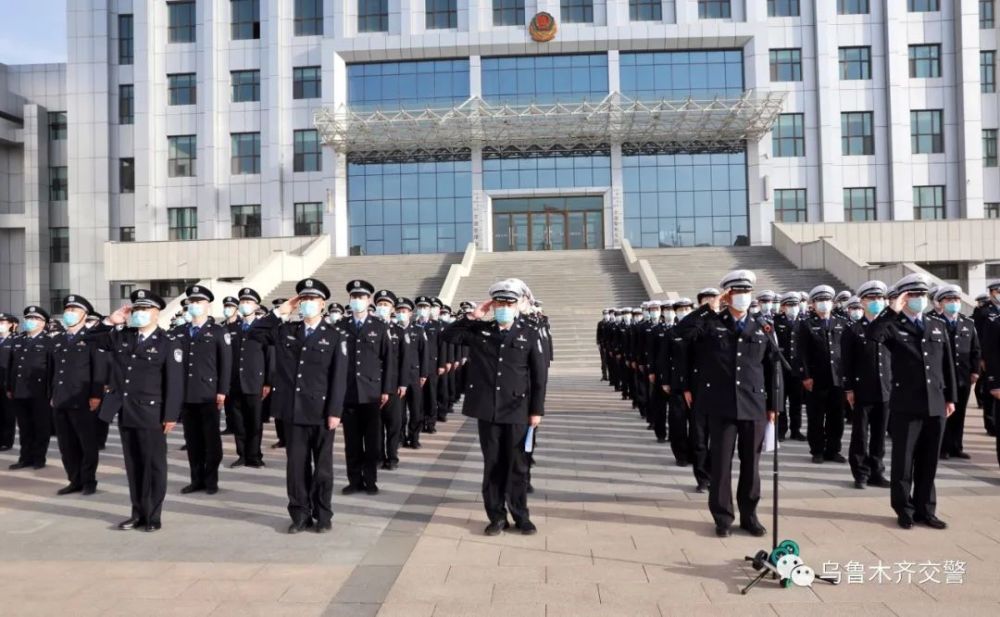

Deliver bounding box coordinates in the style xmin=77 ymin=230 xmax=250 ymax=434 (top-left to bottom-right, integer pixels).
xmin=356 ymin=372 xmax=360 ymax=376
xmin=58 ymin=381 xmax=63 ymax=385
xmin=296 ymin=387 xmax=301 ymax=391
xmin=927 ymin=379 xmax=931 ymax=383
xmin=124 ymin=393 xmax=128 ymax=397
xmin=239 ymin=368 xmax=243 ymax=371
xmin=496 ymin=386 xmax=501 ymax=390
xmin=497 ymin=372 xmax=501 ymax=376
xmin=125 ymin=379 xmax=130 ymax=383
xmin=737 ymin=352 xmax=742 ymax=356
xmin=736 ymin=380 xmax=741 ymax=385
xmin=297 ymin=373 xmax=302 ymax=377
xmin=736 ymin=367 xmax=741 ymax=371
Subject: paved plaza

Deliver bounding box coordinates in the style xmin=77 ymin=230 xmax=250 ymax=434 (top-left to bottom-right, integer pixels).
xmin=2 ymin=369 xmax=1000 ymax=617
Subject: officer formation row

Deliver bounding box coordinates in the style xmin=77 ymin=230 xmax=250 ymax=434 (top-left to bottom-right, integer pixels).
xmin=597 ymin=272 xmax=999 ymax=536
xmin=0 ymin=277 xmax=552 ymax=536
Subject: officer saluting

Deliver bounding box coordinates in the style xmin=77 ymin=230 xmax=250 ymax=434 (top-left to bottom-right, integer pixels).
xmin=92 ymin=290 xmax=183 ymax=531
xmin=6 ymin=305 xmax=54 ymax=470
xmin=867 ymin=273 xmax=956 ymax=529
xmin=673 ymin=270 xmax=778 ymax=538
xmin=249 ymin=278 xmax=347 ymax=533
xmin=443 ymin=280 xmax=548 ymax=536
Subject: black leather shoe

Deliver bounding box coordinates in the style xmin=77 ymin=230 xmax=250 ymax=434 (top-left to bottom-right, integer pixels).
xmin=695 ymin=482 xmax=708 ymax=493
xmin=118 ymin=517 xmax=143 ymax=531
xmin=180 ymin=483 xmax=204 ymax=494
xmin=811 ymin=455 xmax=824 ymax=464
xmin=791 ymin=432 xmax=807 ymax=441
xmin=144 ymin=522 xmax=162 ymax=532
xmin=387 ymin=462 xmax=398 ymax=470
xmin=288 ymin=520 xmax=313 ymax=534
xmin=81 ymin=485 xmax=97 ymax=496
xmin=31 ymin=463 xmax=46 ymax=470
xmin=57 ymin=484 xmax=82 ymax=496
xmin=381 ymin=461 xmax=391 ymax=470
xmin=411 ymin=441 xmax=422 ymax=450
xmin=897 ymin=514 xmax=913 ymax=529
xmin=824 ymin=453 xmax=847 ymax=463
xmin=868 ymin=476 xmax=891 ymax=488
xmin=229 ymin=458 xmax=245 ymax=468
xmin=425 ymin=426 xmax=437 ymax=434
xmin=315 ymin=521 xmax=332 ymax=533
xmin=341 ymin=484 xmax=362 ymax=495
xmin=365 ymin=484 xmax=379 ymax=496
xmin=526 ymin=483 xmax=534 ymax=494
xmin=853 ymin=479 xmax=866 ymax=489
xmin=0 ymin=445 xmax=11 ymax=452
xmin=952 ymin=452 xmax=971 ymax=460
xmin=484 ymin=520 xmax=510 ymax=536
xmin=271 ymin=441 xmax=285 ymax=449
xmin=8 ymin=462 xmax=29 ymax=470
xmin=656 ymin=437 xmax=667 ymax=443
xmin=515 ymin=520 xmax=538 ymax=535
xmin=715 ymin=525 xmax=731 ymax=537
xmin=205 ymin=487 xmax=219 ymax=495
xmin=437 ymin=415 xmax=448 ymax=423
xmin=740 ymin=520 xmax=767 ymax=537
xmin=915 ymin=514 xmax=947 ymax=530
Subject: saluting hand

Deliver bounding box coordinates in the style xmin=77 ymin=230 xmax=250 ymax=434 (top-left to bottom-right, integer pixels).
xmin=683 ymin=391 xmax=693 ymax=408
xmin=845 ymin=390 xmax=855 ymax=409
xmin=278 ymin=295 xmax=301 ymax=317
xmin=890 ymin=292 xmax=906 ymax=313
xmin=109 ymin=305 xmax=131 ymax=325
xmin=397 ymin=386 xmax=407 ymax=397
xmin=471 ymin=300 xmax=493 ymax=320
xmin=262 ymin=385 xmax=271 ymax=399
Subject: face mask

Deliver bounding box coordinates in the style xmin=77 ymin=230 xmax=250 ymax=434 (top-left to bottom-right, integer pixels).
xmin=173 ymin=317 xmax=186 ymax=327
xmin=622 ymin=314 xmax=633 ymax=324
xmin=396 ymin=312 xmax=410 ymax=326
xmin=22 ymin=319 xmax=42 ymax=333
xmin=907 ymin=296 xmax=929 ymax=314
xmin=430 ymin=308 xmax=441 ymax=319
xmin=183 ymin=312 xmax=193 ymax=323
xmin=760 ymin=303 xmax=772 ymax=314
xmin=187 ymin=303 xmax=205 ymax=317
xmin=238 ymin=303 xmax=256 ymax=316
xmin=417 ymin=307 xmax=430 ymax=319
xmin=676 ymin=309 xmax=691 ymax=320
xmin=349 ymin=298 xmax=368 ymax=314
xmin=749 ymin=307 xmax=760 ymax=315
xmin=647 ymin=310 xmax=660 ymax=321
xmin=663 ymin=311 xmax=675 ymax=322
xmin=799 ymin=302 xmax=808 ymax=313
xmin=865 ymin=299 xmax=885 ymax=315
xmin=0 ymin=323 xmax=9 ymax=335
xmin=299 ymin=300 xmax=321 ymax=319
xmin=815 ymin=301 xmax=833 ymax=315
xmin=944 ymin=301 xmax=961 ymax=315
xmin=375 ymin=305 xmax=392 ymax=320
xmin=129 ymin=311 xmax=152 ymax=328
xmin=784 ymin=306 xmax=800 ymax=320
xmin=61 ymin=311 xmax=82 ymax=328
xmin=494 ymin=306 xmax=518 ymax=325
xmin=993 ymin=292 xmax=1000 ymax=306
xmin=223 ymin=307 xmax=236 ymax=319
xmin=729 ymin=292 xmax=752 ymax=312
xmin=329 ymin=311 xmax=343 ymax=322
xmin=849 ymin=309 xmax=864 ymax=322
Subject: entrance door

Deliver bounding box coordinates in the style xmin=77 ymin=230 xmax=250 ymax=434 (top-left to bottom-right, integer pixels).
xmin=492 ymin=196 xmax=605 ymax=251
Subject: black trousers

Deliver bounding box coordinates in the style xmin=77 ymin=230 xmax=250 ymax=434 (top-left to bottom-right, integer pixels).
xmin=343 ymin=403 xmax=382 ymax=488
xmin=806 ymin=387 xmax=845 ymax=457
xmin=404 ymin=381 xmax=424 ymax=444
xmin=848 ymin=402 xmax=889 ymax=482
xmin=96 ymin=417 xmax=109 ymax=449
xmin=0 ymin=396 xmax=15 ymax=448
xmin=54 ymin=406 xmax=99 ymax=489
xmin=647 ymin=382 xmax=668 ymax=441
xmin=181 ymin=402 xmax=223 ymax=489
xmin=119 ymin=426 xmax=167 ymax=524
xmin=285 ymin=423 xmax=334 ymax=525
xmin=942 ymin=385 xmax=972 ymax=456
xmin=889 ymin=413 xmax=945 ymax=520
xmin=423 ymin=374 xmax=439 ymax=430
xmin=978 ymin=379 xmax=995 ymax=434
xmin=436 ymin=372 xmax=451 ymax=419
xmin=779 ymin=373 xmax=803 ymax=437
xmin=689 ymin=404 xmax=711 ymax=486
xmin=382 ymin=394 xmax=404 ymax=464
xmin=13 ymin=396 xmax=52 ymax=466
xmin=232 ymin=391 xmax=263 ymax=464
xmin=707 ymin=415 xmax=765 ymax=528
xmin=667 ymin=393 xmax=690 ymax=464
xmin=477 ymin=420 xmax=530 ymax=525
xmin=600 ymin=347 xmax=609 ymax=380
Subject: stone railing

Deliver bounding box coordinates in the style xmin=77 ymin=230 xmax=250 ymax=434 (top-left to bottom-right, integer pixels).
xmin=621 ymin=239 xmax=673 ymax=301
xmin=438 ymin=242 xmax=477 ymax=306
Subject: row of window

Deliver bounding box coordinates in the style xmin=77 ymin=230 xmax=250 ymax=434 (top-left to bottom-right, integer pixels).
xmin=164 ymin=203 xmax=323 ymax=240
xmin=773 ymin=0 xmax=994 ymax=24
xmin=773 ymin=186 xmax=948 ymax=223
xmin=162 ymin=130 xmax=321 ymax=178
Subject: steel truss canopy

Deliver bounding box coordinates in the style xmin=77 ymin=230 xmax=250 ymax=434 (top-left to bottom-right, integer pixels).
xmin=314 ymin=91 xmax=787 ymax=162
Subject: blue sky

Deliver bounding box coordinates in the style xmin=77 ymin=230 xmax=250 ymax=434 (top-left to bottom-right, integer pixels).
xmin=0 ymin=0 xmax=67 ymax=65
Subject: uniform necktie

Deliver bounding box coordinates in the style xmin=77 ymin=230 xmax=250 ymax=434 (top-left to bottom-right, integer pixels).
xmin=355 ymin=320 xmax=363 ymax=332
xmin=913 ymin=317 xmax=924 ymax=334
xmin=735 ymin=319 xmax=745 ymax=335
xmin=242 ymin=322 xmax=250 ymax=333
xmin=304 ymin=327 xmax=314 ymax=339
xmin=190 ymin=326 xmax=200 ymax=338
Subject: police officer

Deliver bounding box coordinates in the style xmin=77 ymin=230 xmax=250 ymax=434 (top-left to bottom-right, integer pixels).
xmin=673 ymin=270 xmax=778 ymax=537
xmin=340 ymin=280 xmax=396 ymax=495
xmin=935 ymin=285 xmax=980 ymax=460
xmin=396 ymin=297 xmax=430 ymax=451
xmin=250 ymin=279 xmax=347 ymax=533
xmin=972 ymin=289 xmax=996 ymax=437
xmin=266 ymin=297 xmax=288 ymax=449
xmin=798 ymin=285 xmax=849 ymax=464
xmin=176 ymin=285 xmax=232 ymax=494
xmin=773 ymin=292 xmax=806 ymax=441
xmin=84 ymin=311 xmax=111 ymax=451
xmin=597 ymin=309 xmax=613 ymax=382
xmin=444 ymin=280 xmax=548 ymax=535
xmin=50 ymin=294 xmax=104 ymax=495
xmin=6 ymin=306 xmax=53 ymax=470
xmin=0 ymin=313 xmax=17 ymax=451
xmin=663 ymin=298 xmax=694 ymax=465
xmin=94 ymin=290 xmax=184 ymax=531
xmin=220 ymin=295 xmax=240 ymax=436
xmin=842 ymin=281 xmax=892 ymax=489
xmin=645 ymin=300 xmax=670 ymax=444
xmin=374 ymin=289 xmax=405 ymax=470
xmin=435 ymin=300 xmax=456 ymax=424
xmin=226 ymin=287 xmax=269 ymax=468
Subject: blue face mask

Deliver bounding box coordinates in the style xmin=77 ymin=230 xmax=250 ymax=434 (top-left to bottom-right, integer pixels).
xmin=395 ymin=312 xmax=410 ymax=325
xmin=223 ymin=307 xmax=236 ymax=319
xmin=349 ymin=298 xmax=368 ymax=314
xmin=238 ymin=303 xmax=256 ymax=316
xmin=375 ymin=305 xmax=392 ymax=320
xmin=187 ymin=303 xmax=205 ymax=317
xmin=299 ymin=300 xmax=321 ymax=319
xmin=944 ymin=301 xmax=961 ymax=315
xmin=907 ymin=296 xmax=929 ymax=314
xmin=866 ymin=299 xmax=885 ymax=315
xmin=21 ymin=319 xmax=39 ymax=333
xmin=129 ymin=311 xmax=152 ymax=328
xmin=494 ymin=306 xmax=518 ymax=325
xmin=61 ymin=311 xmax=82 ymax=328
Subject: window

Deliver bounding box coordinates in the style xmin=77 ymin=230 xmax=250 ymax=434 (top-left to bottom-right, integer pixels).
xmin=920 ymin=263 xmax=960 ymax=281
xmin=48 ymin=111 xmax=67 ymax=140
xmin=839 ymin=46 xmax=871 ymax=80
xmin=913 ymin=185 xmax=945 ymax=220
xmin=767 ymin=0 xmax=799 ymax=16
xmin=359 ymin=0 xmax=388 ymax=32
xmin=49 ymin=167 xmax=68 ymax=201
xmin=482 ymin=54 xmax=607 ymax=105
xmin=231 ymin=0 xmax=260 ymax=39
xmin=293 ymin=129 xmax=321 ymax=172
xmin=168 ymin=207 xmax=198 ymax=240
xmin=118 ymin=14 xmax=133 ymax=64
xmin=769 ymin=49 xmax=802 ymax=82
xmin=774 ymin=189 xmax=807 ymax=223
xmin=119 ymin=158 xmax=134 ymax=193
xmin=168 ymin=135 xmax=197 ymax=177
xmin=168 ymin=1 xmax=196 ymax=42
xmin=293 ymin=66 xmax=321 ymax=100
xmin=168 ymin=73 xmax=197 ymax=106
xmin=231 ymin=205 xmax=262 ymax=238
xmin=349 ymin=59 xmax=470 ymax=110
xmin=483 ymin=147 xmax=610 ymax=190
xmin=844 ymin=187 xmax=876 ymax=221
xmin=908 ymin=0 xmax=939 ymax=11
xmin=698 ymin=0 xmax=731 ymax=18
xmin=118 ymin=284 xmax=135 ymax=300
xmin=909 ymin=44 xmax=941 ymax=78
xmin=985 ymin=129 xmax=998 ymax=167
xmin=50 ymin=228 xmax=69 ymax=262
xmin=621 ymin=50 xmax=744 ymax=101
xmin=841 ymin=112 xmax=874 ymax=156
xmin=119 ymin=85 xmax=134 ymax=124
xmin=630 ymin=0 xmax=661 ymax=21
xmin=294 ymin=0 xmax=323 ymax=36
xmin=294 ymin=202 xmax=323 ymax=236
xmin=561 ymin=0 xmax=594 ymax=23
xmin=50 ymin=289 xmax=69 ymax=314
xmin=231 ymin=69 xmax=260 ymax=102
xmin=986 ymin=203 xmax=1000 ymax=218
xmin=983 ymin=0 xmax=996 ymax=28
xmin=983 ymin=51 xmax=996 ymax=93
xmin=837 ymin=0 xmax=868 ymax=14
xmin=426 ymin=0 xmax=458 ymax=29
xmin=231 ymin=132 xmax=261 ymax=175
xmin=773 ymin=113 xmax=805 ymax=157
xmin=119 ymin=226 xmax=135 ymax=242
xmin=911 ymin=110 xmax=944 ymax=154
xmin=493 ymin=0 xmax=525 ymax=26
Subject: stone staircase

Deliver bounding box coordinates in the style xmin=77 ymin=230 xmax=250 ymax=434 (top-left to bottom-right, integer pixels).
xmin=636 ymin=246 xmax=849 ymax=299
xmin=453 ymin=250 xmax=648 ymax=369
xmin=264 ymin=253 xmax=462 ymax=305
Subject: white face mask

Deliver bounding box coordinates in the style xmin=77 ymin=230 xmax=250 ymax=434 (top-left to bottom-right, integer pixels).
xmin=784 ymin=306 xmax=800 ymax=320
xmin=676 ymin=309 xmax=691 ymax=320
xmin=663 ymin=311 xmax=675 ymax=322
xmin=730 ymin=292 xmax=752 ymax=312
xmin=849 ymin=309 xmax=864 ymax=322
xmin=0 ymin=323 xmax=10 ymax=335
xmin=815 ymin=300 xmax=833 ymax=315
xmin=648 ymin=310 xmax=661 ymax=321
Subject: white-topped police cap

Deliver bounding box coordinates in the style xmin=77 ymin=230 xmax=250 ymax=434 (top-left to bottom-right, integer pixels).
xmin=934 ymin=284 xmax=963 ymax=302
xmin=927 ymin=285 xmax=939 ymax=299
xmin=987 ymin=279 xmax=1000 ymax=291
xmin=756 ymin=289 xmax=776 ymax=302
xmin=621 ymin=307 xmax=633 ymax=313
xmin=856 ymin=280 xmax=888 ymax=298
xmin=297 ymin=278 xmax=331 ymax=300
xmin=779 ymin=291 xmax=800 ymax=305
xmin=847 ymin=296 xmax=862 ymax=308
xmin=658 ymin=299 xmax=673 ymax=308
xmin=809 ymin=285 xmax=836 ymax=301
xmin=720 ymin=270 xmax=756 ymax=291
xmin=62 ymin=294 xmax=94 ymax=314
xmin=488 ymin=279 xmax=521 ymax=302
xmin=238 ymin=287 xmax=261 ymax=303
xmin=130 ymin=289 xmax=165 ymax=310
xmin=894 ymin=273 xmax=931 ymax=294
xmin=698 ymin=287 xmax=721 ymax=297
xmin=835 ymin=290 xmax=852 ymax=302
xmin=977 ymin=292 xmax=989 ymax=302
xmin=631 ymin=307 xmax=643 ymax=314
xmin=345 ymin=279 xmax=375 ymax=296
xmin=185 ymin=284 xmax=214 ymax=303
xmin=673 ymin=297 xmax=694 ymax=308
